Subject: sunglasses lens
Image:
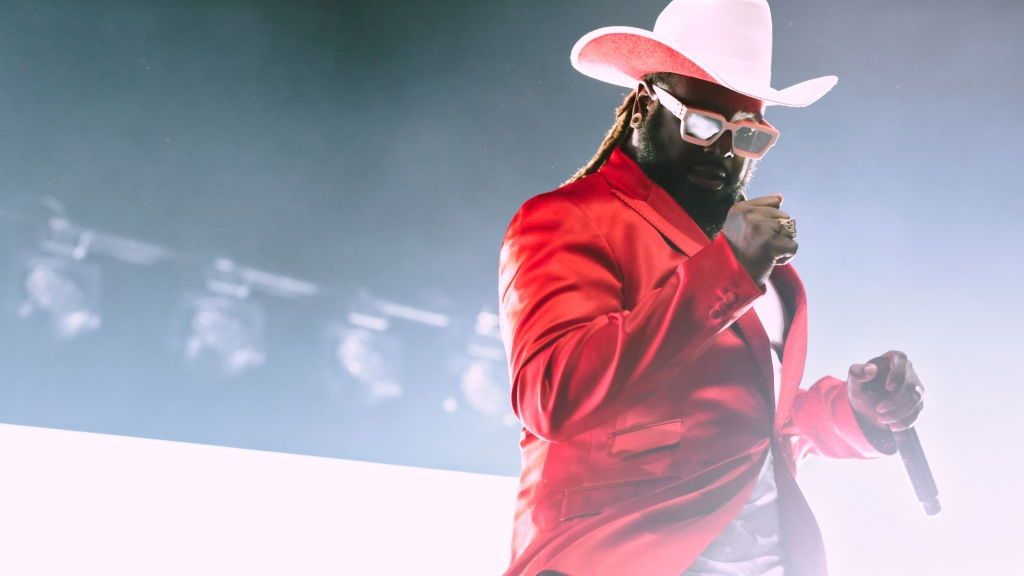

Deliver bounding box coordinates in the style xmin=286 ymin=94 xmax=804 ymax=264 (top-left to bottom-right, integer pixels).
xmin=733 ymin=126 xmax=775 ymax=154
xmin=683 ymin=112 xmax=724 ymax=142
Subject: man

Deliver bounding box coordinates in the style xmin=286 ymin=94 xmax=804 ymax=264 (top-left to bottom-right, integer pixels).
xmin=497 ymin=1 xmax=927 ymax=575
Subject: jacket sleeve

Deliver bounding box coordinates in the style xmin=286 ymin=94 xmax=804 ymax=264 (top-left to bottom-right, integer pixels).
xmin=498 ymin=194 xmax=766 ymax=442
xmin=784 ymin=375 xmax=897 ymax=464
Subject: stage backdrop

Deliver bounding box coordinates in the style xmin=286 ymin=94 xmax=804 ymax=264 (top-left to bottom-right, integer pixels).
xmin=0 ymin=1 xmax=1020 ymax=574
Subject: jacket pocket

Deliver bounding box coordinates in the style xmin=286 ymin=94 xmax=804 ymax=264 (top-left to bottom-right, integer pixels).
xmin=559 ymin=475 xmax=679 ymax=521
xmin=607 ymin=417 xmax=685 ymax=460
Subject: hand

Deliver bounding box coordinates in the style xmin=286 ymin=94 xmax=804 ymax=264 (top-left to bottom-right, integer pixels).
xmin=847 ymin=350 xmax=926 ymax=432
xmin=722 ymin=194 xmax=798 ymax=286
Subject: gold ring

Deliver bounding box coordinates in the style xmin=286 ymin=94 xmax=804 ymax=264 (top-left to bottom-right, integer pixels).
xmin=778 ymin=218 xmax=797 ymax=238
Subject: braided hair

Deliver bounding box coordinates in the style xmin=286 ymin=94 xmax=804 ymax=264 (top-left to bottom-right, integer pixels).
xmin=563 ymin=73 xmax=673 ymax=186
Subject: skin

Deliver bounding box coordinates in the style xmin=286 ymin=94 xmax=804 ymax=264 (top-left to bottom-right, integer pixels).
xmin=848 ymin=350 xmax=926 ymax=433
xmin=621 ymin=73 xmax=923 ymax=433
xmin=623 ymin=74 xmax=765 ymax=240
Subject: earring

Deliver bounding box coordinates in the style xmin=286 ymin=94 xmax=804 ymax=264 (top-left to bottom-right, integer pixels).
xmin=629 ymin=113 xmax=642 ymax=129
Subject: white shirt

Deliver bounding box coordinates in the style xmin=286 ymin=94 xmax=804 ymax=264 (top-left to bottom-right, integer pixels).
xmin=684 ymin=279 xmax=788 ymax=576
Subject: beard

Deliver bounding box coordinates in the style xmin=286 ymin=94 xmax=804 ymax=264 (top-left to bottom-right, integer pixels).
xmin=629 ymin=131 xmax=756 ymax=240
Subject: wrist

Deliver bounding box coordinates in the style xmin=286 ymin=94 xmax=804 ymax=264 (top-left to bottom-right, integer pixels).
xmin=722 ymin=235 xmax=767 ymax=287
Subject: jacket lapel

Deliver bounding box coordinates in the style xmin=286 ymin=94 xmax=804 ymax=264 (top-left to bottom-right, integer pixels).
xmin=731 ymin=310 xmax=776 ymax=407
xmin=769 ymin=263 xmax=808 ymax=425
xmin=598 ymin=150 xmax=777 ymax=406
xmin=607 ymin=183 xmax=708 ymax=258
xmin=597 ymin=148 xmax=711 ymax=259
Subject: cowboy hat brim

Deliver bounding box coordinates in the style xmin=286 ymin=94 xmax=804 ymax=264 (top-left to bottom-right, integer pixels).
xmin=571 ymin=26 xmax=838 ymax=108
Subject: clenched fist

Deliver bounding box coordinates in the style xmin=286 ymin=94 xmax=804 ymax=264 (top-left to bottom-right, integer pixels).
xmin=722 ymin=194 xmax=798 ymax=286
xmin=847 ymin=350 xmax=926 ymax=432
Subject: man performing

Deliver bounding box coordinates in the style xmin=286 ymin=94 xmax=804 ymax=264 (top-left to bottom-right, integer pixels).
xmin=497 ymin=1 xmax=927 ymax=575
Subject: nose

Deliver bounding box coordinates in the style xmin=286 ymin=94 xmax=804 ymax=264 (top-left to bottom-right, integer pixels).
xmin=709 ymin=129 xmax=734 ymax=159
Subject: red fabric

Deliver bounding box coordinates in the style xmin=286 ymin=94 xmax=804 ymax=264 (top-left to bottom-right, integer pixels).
xmin=498 ymin=149 xmax=888 ymax=576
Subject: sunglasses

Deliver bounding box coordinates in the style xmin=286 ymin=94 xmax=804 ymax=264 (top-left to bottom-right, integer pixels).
xmin=650 ymin=84 xmax=780 ymax=160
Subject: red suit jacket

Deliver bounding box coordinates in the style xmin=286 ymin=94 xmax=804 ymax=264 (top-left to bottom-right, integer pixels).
xmin=498 ymin=149 xmax=892 ymax=576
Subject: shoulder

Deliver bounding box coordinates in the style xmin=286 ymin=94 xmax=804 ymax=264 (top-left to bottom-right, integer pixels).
xmin=498 ymin=172 xmax=624 ymax=298
xmin=504 ymin=172 xmax=615 ymax=237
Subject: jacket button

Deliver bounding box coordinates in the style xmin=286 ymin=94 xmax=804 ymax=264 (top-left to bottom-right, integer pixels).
xmin=709 ymin=306 xmax=724 ymax=322
xmin=723 ymin=291 xmax=738 ymax=306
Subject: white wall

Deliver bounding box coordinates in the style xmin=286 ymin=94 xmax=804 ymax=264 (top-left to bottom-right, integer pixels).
xmin=0 ymin=424 xmax=517 ymax=575
xmin=1 ymin=422 xmax=1005 ymax=575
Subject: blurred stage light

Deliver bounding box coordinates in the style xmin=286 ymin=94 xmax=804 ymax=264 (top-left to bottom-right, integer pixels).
xmin=44 ymin=213 xmax=173 ymax=267
xmin=459 ymin=359 xmax=505 ymax=416
xmin=13 ymin=212 xmax=176 ymax=340
xmin=17 ymin=216 xmax=103 ymax=340
xmin=183 ymin=294 xmax=266 ymax=377
xmin=334 ymin=325 xmax=403 ymax=403
xmin=375 ymin=300 xmax=450 ymax=328
xmin=327 ymin=290 xmax=455 ymax=405
xmin=442 ymin=397 xmax=459 ymax=413
xmin=474 ymin=311 xmax=501 ymax=339
xmin=179 ymin=259 xmax=270 ymax=377
xmin=208 ymin=258 xmax=318 ymax=300
xmin=17 ymin=255 xmax=102 ymax=340
xmin=455 ymin=309 xmax=516 ymax=426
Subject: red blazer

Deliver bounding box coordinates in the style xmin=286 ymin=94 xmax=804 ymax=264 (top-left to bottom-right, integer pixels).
xmin=498 ymin=149 xmax=891 ymax=576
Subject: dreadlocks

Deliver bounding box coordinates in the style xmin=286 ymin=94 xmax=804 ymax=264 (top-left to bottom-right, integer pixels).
xmin=563 ymin=89 xmax=637 ymax=185
xmin=564 ymin=73 xmax=673 ymax=186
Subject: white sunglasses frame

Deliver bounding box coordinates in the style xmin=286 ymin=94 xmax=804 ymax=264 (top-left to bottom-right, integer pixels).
xmin=649 ymin=84 xmax=780 ymax=159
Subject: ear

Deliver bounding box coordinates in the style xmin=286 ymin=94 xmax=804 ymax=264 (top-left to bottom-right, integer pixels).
xmin=634 ymin=81 xmax=658 ymax=117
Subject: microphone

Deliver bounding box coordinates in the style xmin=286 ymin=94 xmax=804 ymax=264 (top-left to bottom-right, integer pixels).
xmin=866 ymin=356 xmax=941 ymax=516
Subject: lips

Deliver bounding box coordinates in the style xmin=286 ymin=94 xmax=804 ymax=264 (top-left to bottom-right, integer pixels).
xmin=686 ymin=164 xmax=729 ymax=190
xmin=689 ymin=164 xmax=728 ymax=180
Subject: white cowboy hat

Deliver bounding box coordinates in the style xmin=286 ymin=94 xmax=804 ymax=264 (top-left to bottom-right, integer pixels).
xmin=570 ymin=0 xmax=837 ymax=107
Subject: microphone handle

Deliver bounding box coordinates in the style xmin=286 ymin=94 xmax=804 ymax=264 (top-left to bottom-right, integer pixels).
xmin=893 ymin=427 xmax=941 ymax=516
xmin=866 ymin=356 xmax=941 ymax=516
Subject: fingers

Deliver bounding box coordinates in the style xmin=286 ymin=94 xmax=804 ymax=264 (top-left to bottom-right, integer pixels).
xmin=877 ymin=380 xmax=923 ymax=416
xmin=874 ymin=351 xmax=925 ymax=431
xmin=883 ymin=351 xmax=908 ymax=392
xmin=723 ymin=193 xmax=795 ymax=277
xmin=847 ymin=362 xmax=879 ymax=388
xmin=880 ymin=399 xmax=924 ymax=431
xmin=877 ymin=378 xmax=920 ymax=410
xmin=774 ymin=229 xmax=798 ymax=259
xmin=878 ymin=360 xmax=918 ymax=405
xmin=745 ymin=194 xmax=783 ymax=208
xmin=758 ymin=207 xmax=791 ymax=220
xmin=759 ymin=208 xmax=797 ymax=262
xmin=771 ymin=236 xmax=798 ymax=262
xmin=735 ymin=205 xmax=798 ymax=260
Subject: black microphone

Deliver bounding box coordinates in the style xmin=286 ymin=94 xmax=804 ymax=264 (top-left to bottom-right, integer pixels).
xmin=866 ymin=356 xmax=941 ymax=516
